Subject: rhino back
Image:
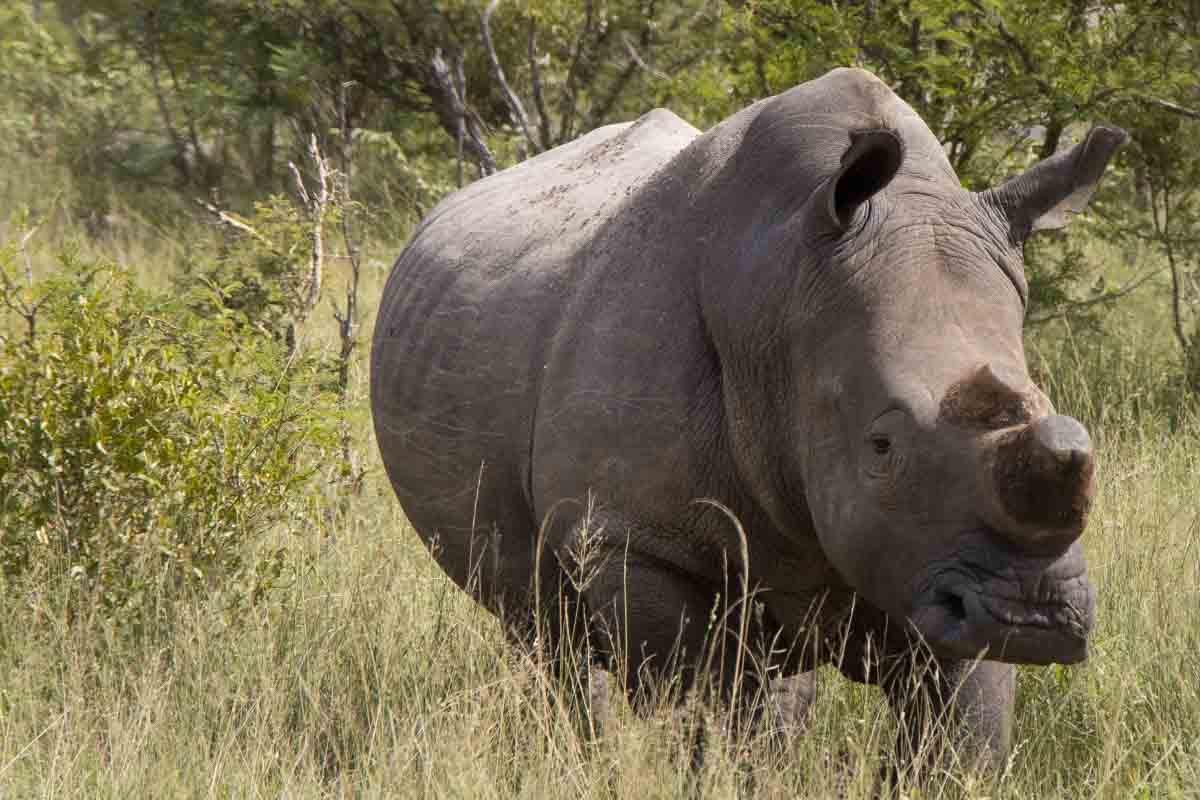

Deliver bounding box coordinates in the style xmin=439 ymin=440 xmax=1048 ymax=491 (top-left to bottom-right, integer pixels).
xmin=370 ymin=109 xmax=699 ymax=603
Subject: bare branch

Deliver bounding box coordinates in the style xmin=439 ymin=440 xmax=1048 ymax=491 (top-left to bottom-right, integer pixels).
xmin=194 ymin=198 xmax=278 ymax=252
xmin=429 ymin=48 xmax=497 ymax=178
xmin=1138 ymin=95 xmax=1200 ymax=122
xmin=289 ymin=161 xmax=311 ymax=208
xmin=19 ymin=223 xmax=39 ymax=290
xmin=294 ymin=134 xmax=330 ymax=321
xmin=481 ymin=0 xmax=541 ymax=154
xmin=452 ymin=48 xmax=468 ymax=112
xmin=0 ymin=256 xmax=27 ymax=318
xmin=143 ymin=13 xmax=210 ymax=187
xmin=334 ymin=84 xmax=363 ymax=489
xmin=0 ymin=223 xmax=76 ymax=346
xmin=583 ymin=11 xmax=658 ymax=131
xmin=584 ymin=62 xmax=638 ymax=133
xmin=528 ymin=15 xmax=553 ymax=149
xmin=146 ymin=57 xmax=191 ymax=184
xmin=558 ymin=0 xmax=597 ymax=142
xmin=161 ymin=50 xmax=206 ymax=183
xmin=1159 ymin=185 xmax=1191 ymax=353
xmin=621 ymin=32 xmax=669 ymax=81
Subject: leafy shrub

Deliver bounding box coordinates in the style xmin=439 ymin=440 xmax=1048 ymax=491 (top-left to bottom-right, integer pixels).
xmin=0 ymin=248 xmax=336 ymax=619
xmin=180 ymin=194 xmax=329 ymax=341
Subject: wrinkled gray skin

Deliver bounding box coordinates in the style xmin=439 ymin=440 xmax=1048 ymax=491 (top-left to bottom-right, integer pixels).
xmin=372 ymin=68 xmax=1124 ymax=770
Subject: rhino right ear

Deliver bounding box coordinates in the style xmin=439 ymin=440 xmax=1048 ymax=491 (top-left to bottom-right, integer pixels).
xmin=981 ymin=125 xmax=1128 ymax=242
xmin=824 ymin=128 xmax=904 ymax=230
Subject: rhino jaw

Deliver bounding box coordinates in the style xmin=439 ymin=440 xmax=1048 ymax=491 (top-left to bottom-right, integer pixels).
xmin=908 ymin=539 xmax=1095 ymax=665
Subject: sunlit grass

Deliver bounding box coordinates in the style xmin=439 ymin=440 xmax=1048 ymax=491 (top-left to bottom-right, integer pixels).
xmin=0 ymin=409 xmax=1196 ymax=797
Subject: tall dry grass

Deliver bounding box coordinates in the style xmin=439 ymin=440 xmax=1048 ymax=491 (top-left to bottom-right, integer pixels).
xmin=1 ymin=399 xmax=1197 ymax=798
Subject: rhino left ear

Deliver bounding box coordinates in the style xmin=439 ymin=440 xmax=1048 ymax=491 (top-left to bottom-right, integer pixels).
xmin=981 ymin=125 xmax=1128 ymax=242
xmin=825 ymin=128 xmax=904 ymax=230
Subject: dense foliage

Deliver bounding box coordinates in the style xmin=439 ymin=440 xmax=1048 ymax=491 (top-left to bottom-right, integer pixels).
xmin=1 ymin=1 xmax=1198 ymax=381
xmin=0 ymin=251 xmax=337 ymax=617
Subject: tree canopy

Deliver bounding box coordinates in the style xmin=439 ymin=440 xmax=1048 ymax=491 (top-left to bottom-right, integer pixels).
xmin=2 ymin=0 xmax=1198 ymax=386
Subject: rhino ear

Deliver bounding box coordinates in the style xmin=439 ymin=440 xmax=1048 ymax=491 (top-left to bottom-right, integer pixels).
xmin=981 ymin=125 xmax=1128 ymax=242
xmin=825 ymin=128 xmax=904 ymax=229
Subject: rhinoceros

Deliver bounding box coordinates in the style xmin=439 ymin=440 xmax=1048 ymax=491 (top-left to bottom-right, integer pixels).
xmin=371 ymin=67 xmax=1124 ymax=767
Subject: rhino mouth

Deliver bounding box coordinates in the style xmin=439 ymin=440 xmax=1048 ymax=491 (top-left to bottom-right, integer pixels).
xmin=910 ymin=542 xmax=1095 ymax=665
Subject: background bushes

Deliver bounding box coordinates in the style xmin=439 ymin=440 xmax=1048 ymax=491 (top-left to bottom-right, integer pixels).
xmin=0 ymin=250 xmax=337 ymax=619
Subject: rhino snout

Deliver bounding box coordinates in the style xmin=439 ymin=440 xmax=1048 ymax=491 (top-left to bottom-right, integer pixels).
xmin=915 ymin=567 xmax=1094 ymax=665
xmin=908 ymin=532 xmax=1095 ymax=666
xmin=990 ymin=414 xmax=1096 ymax=545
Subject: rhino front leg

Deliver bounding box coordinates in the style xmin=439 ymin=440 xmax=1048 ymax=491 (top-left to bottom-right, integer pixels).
xmin=883 ymin=656 xmax=1015 ymax=781
xmin=576 ymin=542 xmax=771 ymax=775
xmin=580 ymin=546 xmax=733 ymax=709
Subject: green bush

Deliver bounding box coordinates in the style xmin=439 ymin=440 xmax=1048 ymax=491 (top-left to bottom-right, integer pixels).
xmin=0 ymin=249 xmax=336 ymax=619
xmin=179 ymin=194 xmax=329 ymax=342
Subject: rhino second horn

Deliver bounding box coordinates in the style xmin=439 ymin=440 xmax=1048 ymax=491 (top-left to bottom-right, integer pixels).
xmin=992 ymin=414 xmax=1095 ymax=541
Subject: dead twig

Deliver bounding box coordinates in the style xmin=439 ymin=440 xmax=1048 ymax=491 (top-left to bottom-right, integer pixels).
xmin=19 ymin=225 xmax=38 ymax=290
xmin=621 ymin=32 xmax=670 ymax=81
xmin=331 ymin=82 xmax=367 ymax=495
xmin=481 ymin=0 xmax=541 ymax=155
xmin=0 ymin=224 xmax=50 ymax=346
xmin=194 ymin=198 xmax=280 ymax=253
xmin=289 ymin=134 xmax=330 ymax=325
xmin=528 ymin=15 xmax=553 ymax=150
xmin=430 ymin=48 xmax=497 ymax=182
xmin=558 ymin=0 xmax=596 ymax=142
xmin=1 ymin=224 xmax=104 ymax=348
xmin=1137 ymin=95 xmax=1200 ymax=122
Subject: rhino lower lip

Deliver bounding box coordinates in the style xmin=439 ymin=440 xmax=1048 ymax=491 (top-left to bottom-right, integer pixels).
xmin=919 ymin=585 xmax=1091 ymax=665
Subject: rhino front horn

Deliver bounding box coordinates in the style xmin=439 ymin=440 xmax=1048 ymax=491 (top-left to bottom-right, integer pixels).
xmin=992 ymin=414 xmax=1096 ymax=542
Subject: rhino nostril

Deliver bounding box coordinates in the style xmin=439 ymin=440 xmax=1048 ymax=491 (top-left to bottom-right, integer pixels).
xmin=940 ymin=591 xmax=967 ymax=622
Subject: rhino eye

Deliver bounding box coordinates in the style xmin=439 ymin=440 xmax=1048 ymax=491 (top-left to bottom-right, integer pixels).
xmin=870 ymin=435 xmax=892 ymax=456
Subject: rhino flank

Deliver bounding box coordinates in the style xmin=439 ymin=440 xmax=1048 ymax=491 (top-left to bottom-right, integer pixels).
xmin=371 ymin=68 xmax=1124 ymax=767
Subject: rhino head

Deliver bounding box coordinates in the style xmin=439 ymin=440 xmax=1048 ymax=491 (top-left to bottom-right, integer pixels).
xmin=698 ymin=76 xmax=1125 ymax=666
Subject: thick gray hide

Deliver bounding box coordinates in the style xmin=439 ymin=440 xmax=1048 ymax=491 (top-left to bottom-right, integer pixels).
xmin=372 ymin=68 xmax=1123 ymax=766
